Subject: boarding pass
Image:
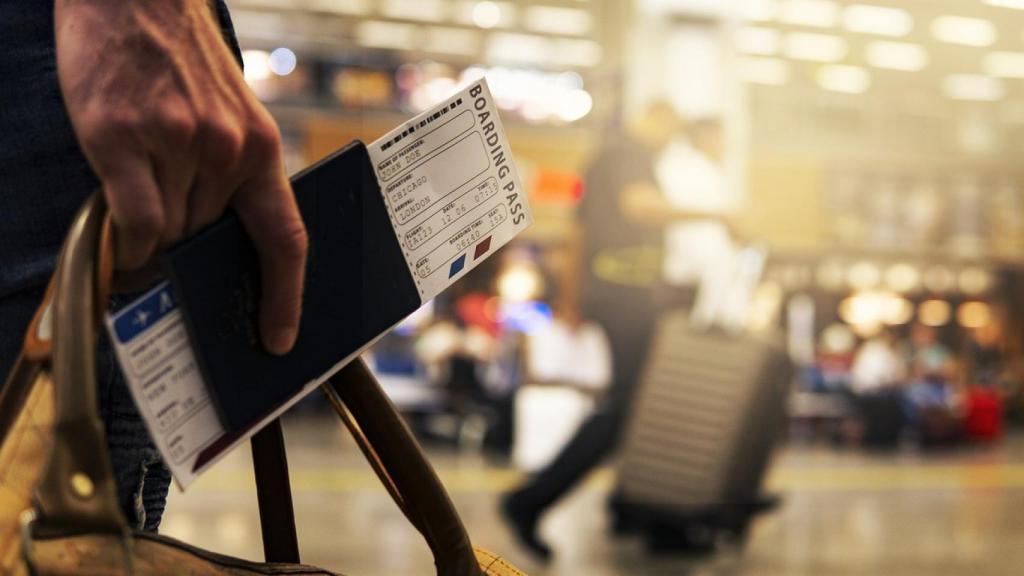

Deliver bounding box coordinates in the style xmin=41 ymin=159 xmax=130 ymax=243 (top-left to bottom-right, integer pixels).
xmin=105 ymin=80 xmax=531 ymax=488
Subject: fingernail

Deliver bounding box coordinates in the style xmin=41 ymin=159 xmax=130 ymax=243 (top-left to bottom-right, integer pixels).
xmin=266 ymin=328 xmax=297 ymax=356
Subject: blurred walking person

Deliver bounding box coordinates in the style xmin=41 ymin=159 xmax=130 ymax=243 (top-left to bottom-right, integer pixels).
xmin=500 ymin=102 xmax=733 ymax=560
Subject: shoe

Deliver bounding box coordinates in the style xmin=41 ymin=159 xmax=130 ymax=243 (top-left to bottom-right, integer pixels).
xmin=644 ymin=522 xmax=716 ymax=557
xmin=607 ymin=492 xmax=637 ymax=536
xmin=499 ymin=492 xmax=553 ymax=562
xmin=748 ymin=493 xmax=782 ymax=516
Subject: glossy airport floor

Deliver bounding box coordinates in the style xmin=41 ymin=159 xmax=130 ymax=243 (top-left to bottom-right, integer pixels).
xmin=161 ymin=417 xmax=1024 ymax=576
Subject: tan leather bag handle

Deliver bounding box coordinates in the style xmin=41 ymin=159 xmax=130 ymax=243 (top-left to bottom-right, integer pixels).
xmin=31 ymin=192 xmax=128 ymax=535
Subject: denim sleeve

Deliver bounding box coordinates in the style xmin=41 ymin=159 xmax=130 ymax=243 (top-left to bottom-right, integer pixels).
xmin=0 ymin=0 xmax=243 ymax=532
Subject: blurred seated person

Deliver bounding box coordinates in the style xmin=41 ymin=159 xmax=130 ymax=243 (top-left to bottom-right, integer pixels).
xmin=848 ymin=329 xmax=909 ymax=447
xmin=525 ymin=301 xmax=611 ymax=396
xmin=413 ymin=294 xmax=498 ymax=447
xmin=902 ymin=323 xmax=959 ymax=422
xmin=851 ymin=329 xmax=907 ymax=394
xmin=807 ymin=323 xmax=857 ymax=394
xmin=901 ymin=323 xmax=964 ymax=446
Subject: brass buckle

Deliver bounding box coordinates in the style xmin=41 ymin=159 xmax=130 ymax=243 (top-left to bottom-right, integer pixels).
xmin=20 ymin=508 xmax=135 ymax=576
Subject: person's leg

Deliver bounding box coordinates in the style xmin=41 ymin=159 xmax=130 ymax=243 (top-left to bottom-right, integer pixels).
xmin=503 ymin=407 xmax=626 ymax=524
xmin=502 ymin=305 xmax=654 ymax=559
xmin=101 ymin=398 xmax=174 ymax=531
xmin=97 ymin=310 xmax=175 ymax=530
xmin=502 ymin=408 xmax=627 ymax=560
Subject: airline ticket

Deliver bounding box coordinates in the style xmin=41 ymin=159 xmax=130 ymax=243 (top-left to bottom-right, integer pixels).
xmin=104 ymin=79 xmax=530 ymax=488
xmin=368 ymin=80 xmax=531 ymax=300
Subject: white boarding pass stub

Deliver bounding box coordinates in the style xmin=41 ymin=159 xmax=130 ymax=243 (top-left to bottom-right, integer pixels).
xmin=106 ymin=283 xmax=223 ymax=488
xmin=105 ymin=78 xmax=532 ymax=488
xmin=368 ymin=79 xmax=531 ymax=301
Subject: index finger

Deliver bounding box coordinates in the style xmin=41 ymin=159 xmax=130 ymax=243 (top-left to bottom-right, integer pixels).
xmin=232 ymin=168 xmax=308 ymax=356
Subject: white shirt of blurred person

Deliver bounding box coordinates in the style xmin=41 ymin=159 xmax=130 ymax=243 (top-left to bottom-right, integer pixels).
xmin=851 ymin=331 xmax=908 ymax=395
xmin=515 ymin=306 xmax=612 ymax=472
xmin=815 ymin=323 xmax=858 ymax=393
xmin=526 ymin=308 xmax=611 ymax=393
xmin=656 ymin=118 xmax=745 ymax=328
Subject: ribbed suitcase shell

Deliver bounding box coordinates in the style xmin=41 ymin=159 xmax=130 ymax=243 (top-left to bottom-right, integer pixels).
xmin=618 ymin=311 xmax=792 ymax=514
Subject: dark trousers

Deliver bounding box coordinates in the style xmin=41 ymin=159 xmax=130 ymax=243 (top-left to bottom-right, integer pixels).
xmin=510 ymin=289 xmax=656 ymax=516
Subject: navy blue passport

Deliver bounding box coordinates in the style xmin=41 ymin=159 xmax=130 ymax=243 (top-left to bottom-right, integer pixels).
xmin=162 ymin=141 xmax=421 ymax=433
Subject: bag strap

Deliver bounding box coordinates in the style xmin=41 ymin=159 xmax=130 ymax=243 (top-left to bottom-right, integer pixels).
xmin=250 ymin=419 xmax=300 ymax=563
xmin=255 ymin=362 xmax=483 ymax=576
xmin=323 ymin=361 xmax=482 ymax=576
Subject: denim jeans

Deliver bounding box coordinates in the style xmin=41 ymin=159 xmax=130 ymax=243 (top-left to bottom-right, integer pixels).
xmin=0 ymin=1 xmax=241 ymax=532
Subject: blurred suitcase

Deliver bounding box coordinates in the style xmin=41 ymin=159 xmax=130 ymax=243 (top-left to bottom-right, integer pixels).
xmin=614 ymin=311 xmax=793 ymax=551
xmin=966 ymin=387 xmax=1003 ymax=442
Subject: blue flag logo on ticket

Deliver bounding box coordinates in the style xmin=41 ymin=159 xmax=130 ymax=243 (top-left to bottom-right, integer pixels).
xmin=112 ymin=284 xmax=178 ymax=344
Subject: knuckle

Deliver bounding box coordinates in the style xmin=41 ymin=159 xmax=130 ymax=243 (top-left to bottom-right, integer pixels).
xmin=83 ymin=110 xmax=138 ymax=146
xmin=156 ymin=110 xmax=197 ymax=144
xmin=200 ymin=117 xmax=244 ymax=165
xmin=246 ymin=118 xmax=283 ymax=161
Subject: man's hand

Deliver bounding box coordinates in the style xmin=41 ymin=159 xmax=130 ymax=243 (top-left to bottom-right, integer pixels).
xmin=55 ymin=0 xmax=307 ymax=355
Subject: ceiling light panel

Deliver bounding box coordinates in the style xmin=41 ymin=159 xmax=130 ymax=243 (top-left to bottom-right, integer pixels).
xmin=864 ymin=41 xmax=928 ymax=71
xmin=455 ymin=1 xmax=517 ymax=29
xmin=932 ymin=16 xmax=997 ymax=47
xmin=843 ymin=4 xmax=913 ymax=37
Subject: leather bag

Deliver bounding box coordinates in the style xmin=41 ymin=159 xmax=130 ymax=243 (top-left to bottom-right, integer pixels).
xmin=0 ymin=194 xmax=524 ymax=576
